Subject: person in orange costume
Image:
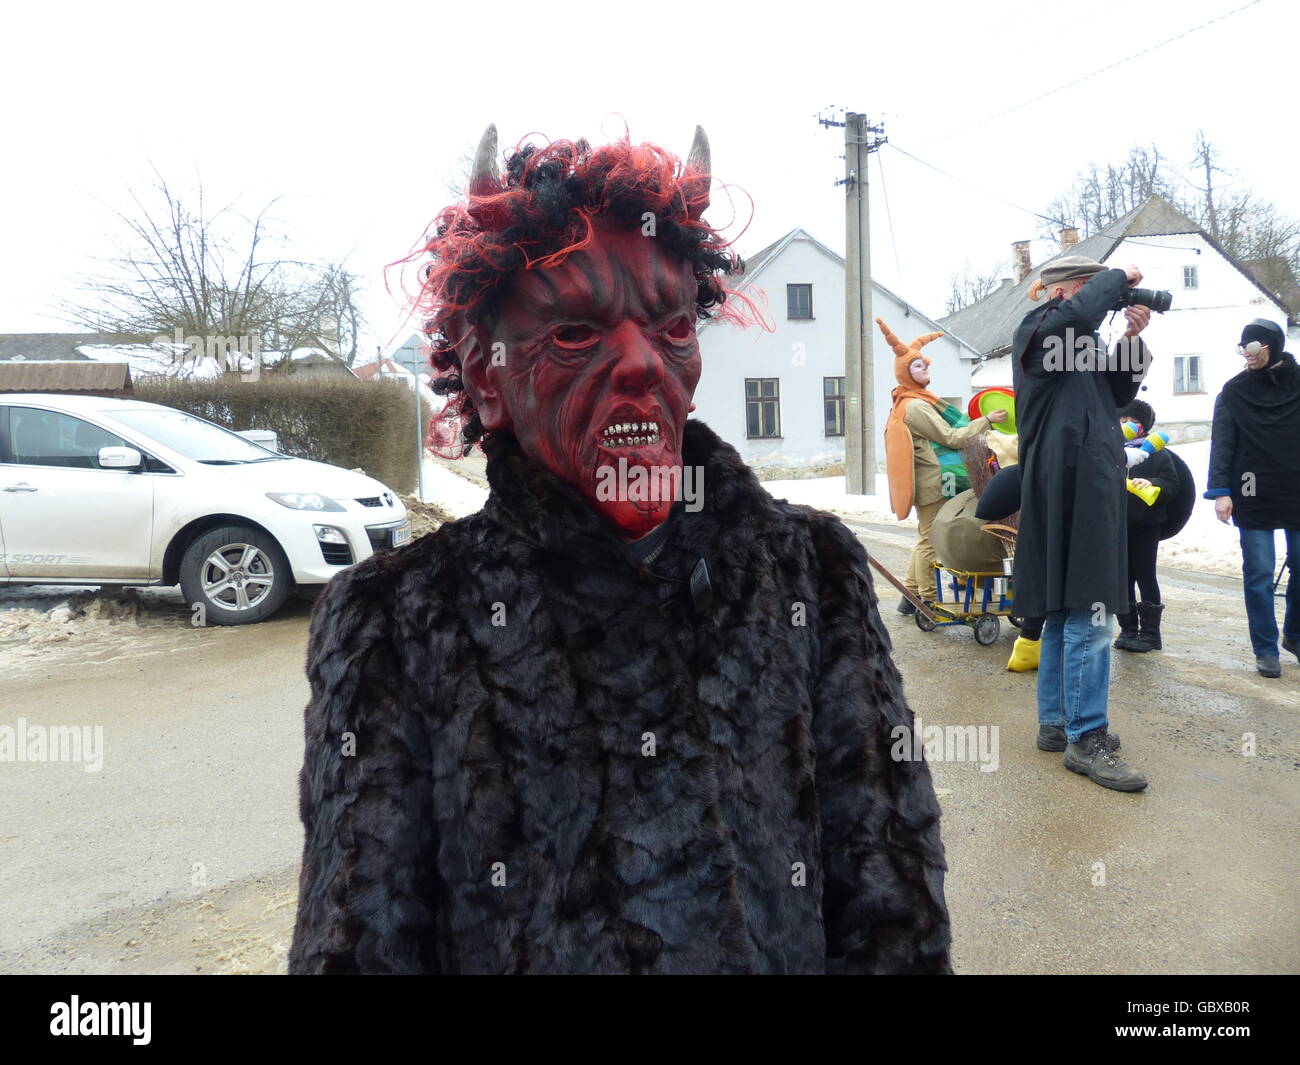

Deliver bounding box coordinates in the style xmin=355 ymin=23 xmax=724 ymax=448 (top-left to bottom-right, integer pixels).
xmin=879 ymin=317 xmax=1007 ymax=614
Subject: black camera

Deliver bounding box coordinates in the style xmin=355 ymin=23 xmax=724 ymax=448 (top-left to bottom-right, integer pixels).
xmin=1116 ymin=287 xmax=1173 ymax=313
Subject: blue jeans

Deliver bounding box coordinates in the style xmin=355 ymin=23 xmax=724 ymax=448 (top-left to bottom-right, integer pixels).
xmin=1037 ymin=608 xmax=1113 ymax=742
xmin=1238 ymin=527 xmax=1300 ymax=657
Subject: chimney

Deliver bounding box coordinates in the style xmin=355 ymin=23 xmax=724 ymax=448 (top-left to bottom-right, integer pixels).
xmin=1059 ymin=226 xmax=1080 ymax=251
xmin=1012 ymin=240 xmax=1032 ymax=284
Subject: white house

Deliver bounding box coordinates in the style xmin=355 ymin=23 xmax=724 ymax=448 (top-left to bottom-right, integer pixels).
xmin=943 ymin=196 xmax=1298 ymax=439
xmin=356 ymin=334 xmax=440 ymax=410
xmin=694 ymin=228 xmax=980 ymax=475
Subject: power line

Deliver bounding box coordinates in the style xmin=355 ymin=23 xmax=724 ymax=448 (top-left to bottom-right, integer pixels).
xmin=886 ymin=142 xmax=1067 ymax=226
xmin=924 ymin=0 xmax=1265 ymax=146
xmin=875 ymin=149 xmax=904 ymax=284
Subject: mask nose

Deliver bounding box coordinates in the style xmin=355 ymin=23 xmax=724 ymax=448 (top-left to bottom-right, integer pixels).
xmin=608 ymin=321 xmax=665 ymax=393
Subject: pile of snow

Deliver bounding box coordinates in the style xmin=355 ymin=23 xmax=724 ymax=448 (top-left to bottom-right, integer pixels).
xmin=420 ymin=455 xmax=488 ymax=518
xmin=0 ymin=592 xmax=143 ymax=647
xmin=762 ymin=472 xmax=914 ymax=527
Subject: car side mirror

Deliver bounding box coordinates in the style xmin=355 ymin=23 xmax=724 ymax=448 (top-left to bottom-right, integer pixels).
xmin=99 ymin=446 xmax=143 ymax=470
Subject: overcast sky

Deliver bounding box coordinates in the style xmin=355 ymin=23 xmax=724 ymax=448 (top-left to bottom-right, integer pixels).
xmin=1 ymin=0 xmax=1291 ymax=356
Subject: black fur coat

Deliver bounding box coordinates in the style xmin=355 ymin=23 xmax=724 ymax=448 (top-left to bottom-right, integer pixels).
xmin=289 ymin=421 xmax=951 ymax=974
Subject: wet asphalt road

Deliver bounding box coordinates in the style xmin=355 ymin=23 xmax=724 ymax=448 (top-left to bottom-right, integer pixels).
xmin=1 ymin=521 xmax=1296 ymax=974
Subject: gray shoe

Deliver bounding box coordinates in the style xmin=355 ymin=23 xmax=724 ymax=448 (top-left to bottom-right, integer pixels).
xmin=1063 ymin=728 xmax=1147 ymax=792
xmin=1038 ymin=725 xmax=1119 ymax=753
xmin=1257 ymin=655 xmax=1282 ymax=679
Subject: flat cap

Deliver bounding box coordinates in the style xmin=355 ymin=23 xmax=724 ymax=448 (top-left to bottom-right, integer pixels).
xmin=1039 ymin=255 xmax=1106 ymax=286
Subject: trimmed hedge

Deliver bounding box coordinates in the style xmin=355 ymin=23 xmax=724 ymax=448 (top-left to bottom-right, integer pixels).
xmin=136 ymin=375 xmax=419 ymax=493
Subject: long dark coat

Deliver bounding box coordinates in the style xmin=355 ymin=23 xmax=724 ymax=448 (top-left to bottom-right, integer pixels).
xmin=288 ymin=421 xmax=951 ymax=974
xmin=1011 ymin=269 xmax=1148 ymax=617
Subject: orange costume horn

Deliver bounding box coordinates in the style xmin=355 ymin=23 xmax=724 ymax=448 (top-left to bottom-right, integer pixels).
xmin=878 ymin=317 xmax=945 ymax=521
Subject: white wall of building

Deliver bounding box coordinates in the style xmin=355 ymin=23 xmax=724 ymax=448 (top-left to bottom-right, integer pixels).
xmin=1112 ymin=233 xmax=1289 ymax=425
xmin=694 ymin=232 xmax=977 ymax=472
xmin=972 ymin=234 xmax=1293 ymax=425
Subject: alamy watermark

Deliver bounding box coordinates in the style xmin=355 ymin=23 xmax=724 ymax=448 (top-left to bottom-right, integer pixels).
xmin=152 ymin=327 xmax=262 ymax=381
xmin=594 ymin=459 xmax=704 ymax=512
xmin=0 ymin=718 xmax=104 ymax=772
xmin=1043 ymin=329 xmax=1150 ymax=381
xmin=891 ymin=715 xmax=1000 ymax=772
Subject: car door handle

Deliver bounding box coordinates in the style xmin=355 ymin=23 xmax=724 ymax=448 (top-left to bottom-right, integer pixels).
xmin=2 ymin=482 xmax=37 ymax=492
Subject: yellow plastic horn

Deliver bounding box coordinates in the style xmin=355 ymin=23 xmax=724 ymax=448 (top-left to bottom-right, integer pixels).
xmin=1126 ymin=479 xmax=1161 ymax=506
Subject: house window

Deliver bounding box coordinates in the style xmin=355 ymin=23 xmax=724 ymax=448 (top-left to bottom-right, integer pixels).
xmin=746 ymin=378 xmax=781 ymax=438
xmin=1173 ymin=355 xmax=1203 ymax=394
xmin=1183 ymin=265 xmax=1199 ymax=289
xmin=824 ymin=377 xmax=845 ymax=436
xmin=787 ymin=284 xmax=813 ymax=319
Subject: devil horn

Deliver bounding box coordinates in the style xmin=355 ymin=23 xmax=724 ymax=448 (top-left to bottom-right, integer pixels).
xmin=876 ymin=317 xmax=909 ymax=359
xmin=468 ymin=124 xmax=502 ymax=197
xmin=914 ymin=331 xmax=945 ymax=349
xmin=685 ymin=125 xmax=711 ymax=219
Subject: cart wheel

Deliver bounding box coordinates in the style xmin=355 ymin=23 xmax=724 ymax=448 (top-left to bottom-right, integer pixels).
xmin=915 ymin=607 xmax=938 ymax=632
xmin=1008 ymin=615 xmax=1023 ymax=629
xmin=974 ymin=613 xmax=1000 ymax=646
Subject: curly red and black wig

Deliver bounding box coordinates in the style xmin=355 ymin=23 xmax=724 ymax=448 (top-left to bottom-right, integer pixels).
xmin=413 ymin=126 xmax=750 ymax=455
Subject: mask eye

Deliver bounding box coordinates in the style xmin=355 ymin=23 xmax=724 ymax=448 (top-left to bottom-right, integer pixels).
xmin=552 ymin=324 xmax=599 ymax=350
xmin=663 ymin=316 xmax=694 ymax=343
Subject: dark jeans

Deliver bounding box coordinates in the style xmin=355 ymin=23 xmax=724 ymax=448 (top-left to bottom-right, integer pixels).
xmin=1127 ymin=525 xmax=1161 ymax=605
xmin=1238 ymin=527 xmax=1299 ymax=657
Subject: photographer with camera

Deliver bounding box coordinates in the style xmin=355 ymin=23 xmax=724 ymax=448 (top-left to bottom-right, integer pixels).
xmin=1013 ymin=255 xmax=1161 ymax=792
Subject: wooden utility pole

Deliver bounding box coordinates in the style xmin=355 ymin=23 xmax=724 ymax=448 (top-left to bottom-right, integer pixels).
xmin=823 ymin=112 xmax=886 ymax=494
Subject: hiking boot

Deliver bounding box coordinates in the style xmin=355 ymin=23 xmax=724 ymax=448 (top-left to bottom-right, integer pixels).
xmin=1112 ymin=603 xmax=1140 ymax=651
xmin=1127 ymin=602 xmax=1164 ymax=652
xmin=1256 ymin=655 xmax=1282 ymax=679
xmin=1063 ymin=728 xmax=1147 ymax=792
xmin=1037 ymin=725 xmax=1119 ymax=753
xmin=897 ymin=596 xmax=917 ymax=616
xmin=1282 ymin=635 xmax=1300 ymax=664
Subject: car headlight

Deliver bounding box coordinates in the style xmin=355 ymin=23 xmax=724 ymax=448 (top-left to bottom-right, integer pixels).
xmin=267 ymin=492 xmax=345 ymax=512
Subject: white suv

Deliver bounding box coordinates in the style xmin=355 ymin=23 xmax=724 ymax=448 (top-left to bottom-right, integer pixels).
xmin=0 ymin=393 xmax=410 ymax=624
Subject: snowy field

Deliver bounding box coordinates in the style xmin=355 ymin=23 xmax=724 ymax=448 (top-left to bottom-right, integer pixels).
xmin=417 ymin=440 xmax=1285 ymax=579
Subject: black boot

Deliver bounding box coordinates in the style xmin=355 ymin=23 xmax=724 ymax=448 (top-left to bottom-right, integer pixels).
xmin=1128 ymin=602 xmax=1164 ymax=652
xmin=897 ymin=596 xmax=917 ymax=616
xmin=1064 ymin=728 xmax=1148 ymax=792
xmin=1112 ymin=603 xmax=1140 ymax=650
xmin=1038 ymin=725 xmax=1119 ymax=752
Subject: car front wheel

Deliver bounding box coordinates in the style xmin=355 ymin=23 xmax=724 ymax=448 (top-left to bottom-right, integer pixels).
xmin=179 ymin=525 xmax=292 ymax=626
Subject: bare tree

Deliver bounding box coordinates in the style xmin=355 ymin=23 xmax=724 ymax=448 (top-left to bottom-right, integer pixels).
xmin=61 ymin=168 xmax=365 ymax=370
xmin=1041 ymin=145 xmax=1176 ymax=240
xmin=945 ymin=259 xmax=1009 ymax=315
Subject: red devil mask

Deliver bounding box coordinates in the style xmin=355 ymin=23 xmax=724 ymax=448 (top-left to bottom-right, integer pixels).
xmin=459 ymin=222 xmax=702 ymax=539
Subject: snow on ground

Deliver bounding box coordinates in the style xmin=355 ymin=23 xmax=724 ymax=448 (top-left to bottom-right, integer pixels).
xmin=416 ymin=440 xmax=1285 ymax=580
xmin=420 ymin=454 xmax=488 ymax=518
xmin=1155 ymin=440 xmax=1285 ymax=578
xmin=762 ymin=472 xmax=915 ymax=528
xmin=761 ymin=442 xmax=1283 ymax=579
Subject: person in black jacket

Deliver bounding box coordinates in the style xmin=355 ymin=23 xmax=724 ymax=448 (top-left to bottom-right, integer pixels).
xmin=1113 ymin=400 xmax=1178 ymax=652
xmin=1205 ymin=318 xmax=1300 ymax=679
xmin=288 ymin=127 xmax=952 ymax=974
xmin=1012 ymin=255 xmax=1152 ymax=792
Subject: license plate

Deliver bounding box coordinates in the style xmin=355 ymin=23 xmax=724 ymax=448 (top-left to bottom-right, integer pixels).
xmin=391 ymin=523 xmax=411 ymax=547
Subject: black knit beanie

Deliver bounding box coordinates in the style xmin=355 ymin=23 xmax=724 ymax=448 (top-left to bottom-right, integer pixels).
xmin=1240 ymin=318 xmax=1287 ymax=365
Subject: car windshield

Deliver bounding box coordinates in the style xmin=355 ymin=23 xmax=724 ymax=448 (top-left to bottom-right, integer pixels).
xmin=107 ymin=408 xmax=284 ymax=463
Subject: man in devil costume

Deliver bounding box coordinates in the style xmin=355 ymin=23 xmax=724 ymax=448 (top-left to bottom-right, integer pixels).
xmin=288 ymin=127 xmax=951 ymax=974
